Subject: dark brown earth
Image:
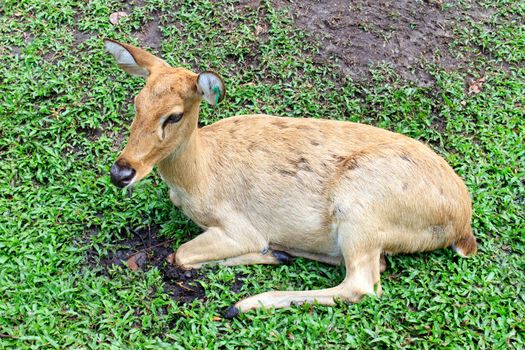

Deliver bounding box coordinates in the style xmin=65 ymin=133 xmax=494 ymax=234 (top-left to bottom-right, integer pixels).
xmin=134 ymin=12 xmax=162 ymax=52
xmin=87 ymin=225 xmax=246 ymax=304
xmin=125 ymin=0 xmax=491 ymax=86
xmin=87 ymin=226 xmax=239 ymax=304
xmin=275 ymin=0 xmax=491 ymax=86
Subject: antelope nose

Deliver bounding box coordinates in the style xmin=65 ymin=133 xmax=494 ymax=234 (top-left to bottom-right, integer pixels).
xmin=110 ymin=162 xmax=136 ymax=188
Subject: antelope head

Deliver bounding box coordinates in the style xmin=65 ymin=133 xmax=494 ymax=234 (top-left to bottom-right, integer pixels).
xmin=104 ymin=39 xmax=225 ymax=187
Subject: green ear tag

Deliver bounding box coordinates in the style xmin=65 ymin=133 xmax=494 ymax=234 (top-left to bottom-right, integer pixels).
xmin=212 ymin=86 xmax=221 ymax=105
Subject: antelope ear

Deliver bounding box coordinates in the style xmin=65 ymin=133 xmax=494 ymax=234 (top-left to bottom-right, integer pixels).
xmin=196 ymin=71 xmax=226 ymax=105
xmin=104 ymin=39 xmax=168 ymax=78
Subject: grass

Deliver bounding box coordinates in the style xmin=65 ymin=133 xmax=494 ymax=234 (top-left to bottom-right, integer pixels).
xmin=0 ymin=0 xmax=524 ymax=348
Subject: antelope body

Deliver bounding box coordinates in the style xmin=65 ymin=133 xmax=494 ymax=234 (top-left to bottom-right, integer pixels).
xmin=105 ymin=40 xmax=477 ymax=317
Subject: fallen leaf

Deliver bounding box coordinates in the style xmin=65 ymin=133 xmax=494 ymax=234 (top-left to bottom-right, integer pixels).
xmin=109 ymin=11 xmax=128 ymax=25
xmin=126 ymin=252 xmax=146 ymax=271
xmin=166 ymin=252 xmax=176 ymax=264
xmin=212 ymin=316 xmax=221 ymax=321
xmin=255 ymin=25 xmax=265 ymax=36
xmin=468 ymin=77 xmax=485 ymax=95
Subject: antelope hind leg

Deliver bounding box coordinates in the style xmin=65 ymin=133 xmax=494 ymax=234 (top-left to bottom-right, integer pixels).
xmin=270 ymin=243 xmax=344 ymax=266
xmin=225 ymin=246 xmax=383 ymax=318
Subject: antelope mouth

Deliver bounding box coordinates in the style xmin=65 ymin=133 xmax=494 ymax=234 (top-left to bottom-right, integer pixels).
xmin=110 ymin=161 xmax=137 ymax=188
xmin=110 ymin=175 xmax=134 ymax=188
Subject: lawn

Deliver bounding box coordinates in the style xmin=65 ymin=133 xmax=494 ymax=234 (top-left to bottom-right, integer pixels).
xmin=0 ymin=0 xmax=524 ymax=348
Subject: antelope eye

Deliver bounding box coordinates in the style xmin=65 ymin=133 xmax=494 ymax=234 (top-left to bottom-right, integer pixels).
xmin=163 ymin=113 xmax=183 ymax=128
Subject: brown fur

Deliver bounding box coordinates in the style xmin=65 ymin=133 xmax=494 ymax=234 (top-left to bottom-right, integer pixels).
xmin=105 ymin=40 xmax=477 ymax=315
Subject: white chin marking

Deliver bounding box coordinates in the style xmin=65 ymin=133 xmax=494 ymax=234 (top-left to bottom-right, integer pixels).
xmin=127 ymin=177 xmax=138 ymax=187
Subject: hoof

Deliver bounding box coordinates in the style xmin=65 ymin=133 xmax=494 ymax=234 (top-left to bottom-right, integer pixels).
xmin=223 ymin=306 xmax=240 ymax=319
xmin=272 ymin=250 xmax=293 ymax=264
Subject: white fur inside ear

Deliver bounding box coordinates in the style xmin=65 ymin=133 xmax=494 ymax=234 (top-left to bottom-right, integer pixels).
xmin=197 ymin=72 xmax=225 ymax=105
xmin=104 ymin=40 xmax=149 ymax=77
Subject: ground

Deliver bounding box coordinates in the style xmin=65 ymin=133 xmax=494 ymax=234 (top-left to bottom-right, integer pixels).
xmin=0 ymin=0 xmax=524 ymax=348
xmin=276 ymin=0 xmax=495 ymax=86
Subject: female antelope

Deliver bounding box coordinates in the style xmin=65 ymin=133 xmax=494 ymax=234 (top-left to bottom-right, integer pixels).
xmin=105 ymin=40 xmax=477 ymax=317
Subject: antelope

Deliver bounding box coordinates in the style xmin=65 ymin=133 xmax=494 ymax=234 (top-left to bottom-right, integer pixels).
xmin=104 ymin=39 xmax=477 ymax=318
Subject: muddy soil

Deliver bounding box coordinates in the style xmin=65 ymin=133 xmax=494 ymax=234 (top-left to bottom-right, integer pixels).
xmin=87 ymin=226 xmax=245 ymax=304
xmin=127 ymin=0 xmax=491 ymax=86
xmin=276 ymin=0 xmax=491 ymax=86
xmin=86 ymin=227 xmax=204 ymax=302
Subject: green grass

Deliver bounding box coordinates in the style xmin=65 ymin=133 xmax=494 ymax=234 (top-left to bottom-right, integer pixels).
xmin=1 ymin=0 xmax=524 ymax=348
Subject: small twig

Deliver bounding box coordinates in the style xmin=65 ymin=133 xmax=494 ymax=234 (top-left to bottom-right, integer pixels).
xmin=147 ymin=224 xmax=153 ymax=249
xmin=0 ymin=333 xmax=16 ymax=339
xmin=176 ymin=282 xmax=195 ymax=292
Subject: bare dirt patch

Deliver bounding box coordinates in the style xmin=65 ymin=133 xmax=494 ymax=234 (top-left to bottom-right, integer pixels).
xmin=85 ymin=222 xmax=247 ymax=308
xmin=87 ymin=226 xmax=211 ymax=303
xmin=276 ymin=0 xmax=492 ymax=86
xmin=134 ymin=12 xmax=163 ymax=52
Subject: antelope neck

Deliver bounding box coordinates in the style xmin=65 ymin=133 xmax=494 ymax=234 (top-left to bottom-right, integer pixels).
xmin=157 ymin=112 xmax=209 ymax=195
